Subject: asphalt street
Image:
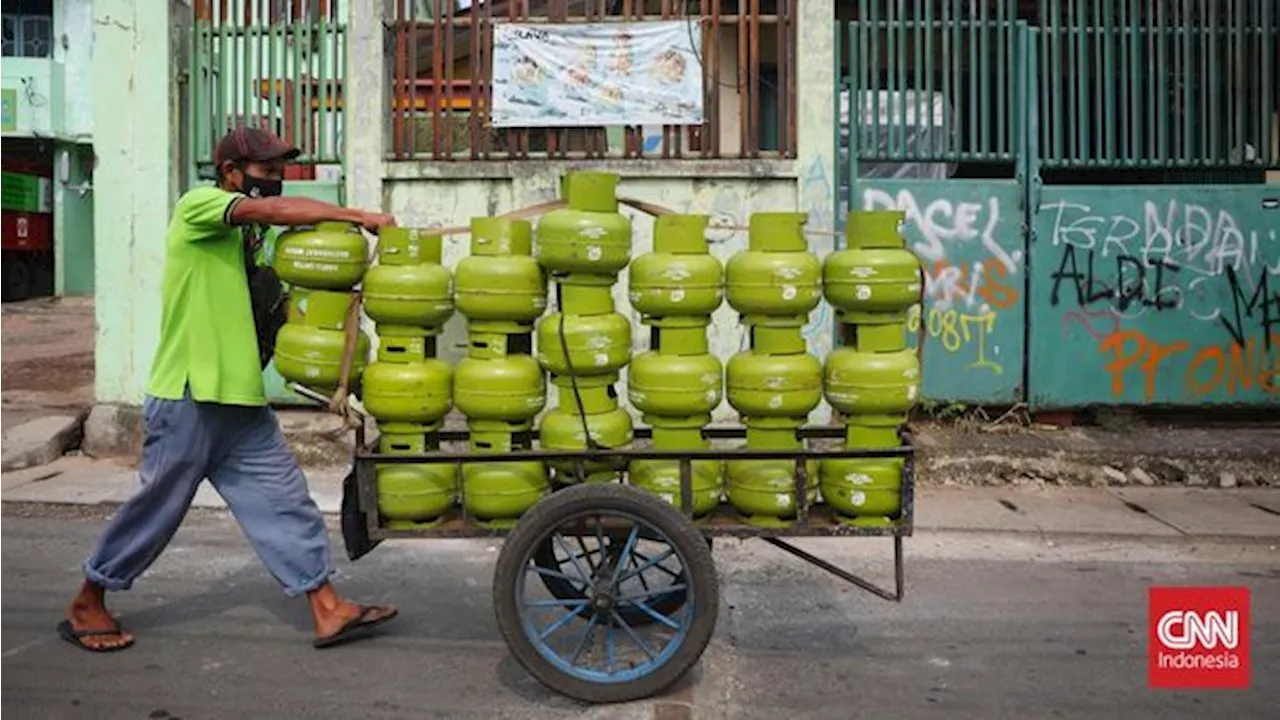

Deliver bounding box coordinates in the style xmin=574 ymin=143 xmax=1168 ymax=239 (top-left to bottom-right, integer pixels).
xmin=2 ymin=504 xmax=1277 ymax=719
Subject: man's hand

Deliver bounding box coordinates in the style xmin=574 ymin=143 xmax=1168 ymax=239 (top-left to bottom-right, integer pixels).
xmin=359 ymin=212 xmax=398 ymax=233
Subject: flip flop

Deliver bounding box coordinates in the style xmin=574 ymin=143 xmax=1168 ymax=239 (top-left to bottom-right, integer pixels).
xmin=56 ymin=619 xmax=135 ymax=653
xmin=313 ymin=605 xmax=398 ymax=650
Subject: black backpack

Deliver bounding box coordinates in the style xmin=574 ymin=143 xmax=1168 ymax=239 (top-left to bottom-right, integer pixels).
xmin=242 ymin=226 xmax=288 ymax=368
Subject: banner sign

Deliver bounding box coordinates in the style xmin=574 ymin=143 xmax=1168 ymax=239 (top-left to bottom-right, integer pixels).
xmin=491 ymin=21 xmax=704 ymax=128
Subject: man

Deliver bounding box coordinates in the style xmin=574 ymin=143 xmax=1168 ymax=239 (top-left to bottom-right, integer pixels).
xmin=59 ymin=127 xmax=397 ymax=652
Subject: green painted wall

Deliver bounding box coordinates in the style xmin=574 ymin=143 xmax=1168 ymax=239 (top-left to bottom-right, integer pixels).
xmin=53 ymin=142 xmax=95 ymax=295
xmin=856 ymin=179 xmax=1027 ymax=403
xmin=1030 ymin=185 xmax=1280 ymax=407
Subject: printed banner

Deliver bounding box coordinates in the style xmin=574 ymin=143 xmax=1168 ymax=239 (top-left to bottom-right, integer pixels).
xmin=491 ymin=21 xmax=704 ymax=128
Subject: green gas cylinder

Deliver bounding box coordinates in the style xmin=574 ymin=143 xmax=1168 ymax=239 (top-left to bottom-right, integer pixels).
xmin=535 ymin=312 xmax=631 ymax=377
xmin=535 ymin=172 xmax=632 ymax=277
xmin=628 ymin=351 xmax=723 ymax=418
xmin=552 ymin=374 xmax=619 ymax=416
xmin=376 ymin=430 xmax=456 ymax=527
xmin=726 ymin=348 xmax=823 ymax=418
xmin=274 ymin=290 xmax=371 ymax=389
xmin=274 ymin=221 xmax=368 ymax=290
xmin=362 ymin=357 xmax=453 ymax=425
xmin=462 ymin=423 xmax=548 ymax=527
xmin=724 ymin=419 xmax=819 ymax=527
xmin=454 ymin=354 xmax=546 ymax=422
xmin=455 ymin=218 xmax=547 ymax=331
xmin=819 ymin=458 xmax=903 ymax=524
xmin=725 ymin=213 xmax=822 ymax=324
xmin=363 ymin=229 xmax=454 ymax=332
xmin=630 ymin=424 xmax=722 ymax=516
xmin=629 ymin=215 xmax=723 ymax=320
xmin=824 ymin=211 xmax=922 ymax=321
xmin=822 ymin=347 xmax=920 ymax=421
xmin=539 ymin=406 xmax=633 ymax=483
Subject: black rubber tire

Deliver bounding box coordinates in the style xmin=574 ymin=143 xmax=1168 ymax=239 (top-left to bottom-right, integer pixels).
xmin=533 ymin=534 xmax=712 ymax=627
xmin=493 ymin=483 xmax=719 ymax=704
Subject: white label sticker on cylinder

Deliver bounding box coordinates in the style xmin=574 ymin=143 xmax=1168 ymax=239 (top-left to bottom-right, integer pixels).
xmin=908 ymin=384 xmax=919 ymax=400
xmin=594 ymin=353 xmax=610 ymax=367
xmin=670 ymin=289 xmax=686 ymax=302
xmin=781 ymin=285 xmax=797 ymax=300
xmin=587 ymin=246 xmax=603 ymax=261
xmin=855 ymin=285 xmax=873 ymax=300
xmin=769 ymin=395 xmax=784 ymax=409
xmin=850 ymin=491 xmax=867 ymax=507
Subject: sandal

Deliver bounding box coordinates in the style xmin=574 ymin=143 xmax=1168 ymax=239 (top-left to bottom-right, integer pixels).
xmin=313 ymin=605 xmax=398 ymax=650
xmin=57 ymin=619 xmax=135 ymax=653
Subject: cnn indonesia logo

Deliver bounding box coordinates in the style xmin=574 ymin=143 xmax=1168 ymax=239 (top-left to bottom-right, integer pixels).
xmin=1148 ymin=587 xmax=1250 ymax=689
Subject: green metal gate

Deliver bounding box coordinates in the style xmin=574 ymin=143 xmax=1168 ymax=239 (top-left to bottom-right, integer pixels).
xmin=839 ymin=1 xmax=1280 ymax=408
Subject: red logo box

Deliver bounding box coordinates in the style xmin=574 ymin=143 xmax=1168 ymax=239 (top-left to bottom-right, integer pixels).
xmin=1148 ymin=586 xmax=1250 ymax=689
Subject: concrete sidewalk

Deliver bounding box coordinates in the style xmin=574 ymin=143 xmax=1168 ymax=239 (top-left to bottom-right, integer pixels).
xmin=4 ymin=455 xmax=1278 ymax=541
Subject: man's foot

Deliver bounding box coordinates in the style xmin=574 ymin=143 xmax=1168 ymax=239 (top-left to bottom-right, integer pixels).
xmin=308 ymin=583 xmax=397 ymax=649
xmin=62 ymin=580 xmax=134 ymax=652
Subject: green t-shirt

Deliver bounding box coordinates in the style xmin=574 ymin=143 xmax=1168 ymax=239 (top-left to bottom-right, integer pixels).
xmin=145 ymin=186 xmax=266 ymax=406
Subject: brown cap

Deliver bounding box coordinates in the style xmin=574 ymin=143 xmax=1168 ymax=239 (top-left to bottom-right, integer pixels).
xmin=213 ymin=126 xmax=301 ymax=166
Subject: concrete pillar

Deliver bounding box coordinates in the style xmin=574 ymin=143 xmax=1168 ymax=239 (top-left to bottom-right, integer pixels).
xmin=794 ymin=0 xmax=837 ymax=367
xmin=343 ymin=0 xmax=386 ymax=213
xmin=92 ymin=0 xmax=175 ymax=404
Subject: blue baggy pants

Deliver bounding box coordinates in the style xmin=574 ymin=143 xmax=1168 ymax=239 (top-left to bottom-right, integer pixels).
xmin=84 ymin=390 xmax=333 ymax=597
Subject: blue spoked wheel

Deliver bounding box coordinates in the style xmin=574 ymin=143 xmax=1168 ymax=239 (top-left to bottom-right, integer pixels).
xmin=493 ymin=483 xmax=719 ymax=703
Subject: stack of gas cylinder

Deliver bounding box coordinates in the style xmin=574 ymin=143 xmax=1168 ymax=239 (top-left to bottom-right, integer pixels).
xmin=723 ymin=214 xmax=825 ymax=526
xmin=452 ymin=218 xmax=550 ymax=526
xmin=271 ymin=173 xmax=924 ymax=528
xmin=273 ymin=221 xmax=372 ymax=394
xmin=820 ymin=211 xmax=923 ymax=525
xmin=627 ymin=215 xmax=725 ymax=516
xmin=352 ymin=228 xmax=455 ymax=528
xmin=534 ymin=172 xmax=635 ymax=484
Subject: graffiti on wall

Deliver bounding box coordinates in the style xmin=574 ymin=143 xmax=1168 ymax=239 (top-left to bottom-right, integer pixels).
xmin=860 ymin=180 xmax=1025 ymax=402
xmin=1036 ymin=190 xmax=1280 ymax=405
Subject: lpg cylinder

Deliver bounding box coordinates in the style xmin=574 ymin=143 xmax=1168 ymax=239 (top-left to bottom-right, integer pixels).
xmin=725 ymin=213 xmax=822 ymax=324
xmin=273 ymin=221 xmax=368 ymax=290
xmin=375 ymin=430 xmax=457 ymax=527
xmin=363 ymin=228 xmax=454 ymax=332
xmin=822 ymin=347 xmax=920 ymax=421
xmin=535 ymin=312 xmax=631 ymax=377
xmin=362 ymin=357 xmax=454 ymax=426
xmin=455 ymin=218 xmax=547 ymax=332
xmin=819 ymin=458 xmax=903 ymax=524
xmin=534 ymin=172 xmax=632 ymax=278
xmin=462 ymin=423 xmax=549 ymax=527
xmin=629 ymin=422 xmax=722 ymax=517
xmin=629 ymin=215 xmax=723 ymax=320
xmin=823 ymin=210 xmax=922 ymax=322
xmin=726 ymin=349 xmax=823 ymax=419
xmin=629 ymin=351 xmax=723 ymax=418
xmin=724 ymin=419 xmax=819 ymax=526
xmin=454 ymin=354 xmax=546 ymax=422
xmin=274 ymin=290 xmax=371 ymax=389
xmin=539 ymin=407 xmax=633 ymax=483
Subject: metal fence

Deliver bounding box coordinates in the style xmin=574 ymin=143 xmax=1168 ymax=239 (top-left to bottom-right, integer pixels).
xmin=839 ymin=0 xmax=1279 ymax=171
xmin=385 ymin=0 xmax=797 ymax=161
xmin=1038 ymin=0 xmax=1276 ymax=169
xmin=189 ymin=0 xmax=347 ymax=167
xmin=838 ymin=0 xmax=1024 ymax=166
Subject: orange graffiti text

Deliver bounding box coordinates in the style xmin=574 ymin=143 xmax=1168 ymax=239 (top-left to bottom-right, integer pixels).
xmin=1099 ymin=330 xmax=1280 ymax=401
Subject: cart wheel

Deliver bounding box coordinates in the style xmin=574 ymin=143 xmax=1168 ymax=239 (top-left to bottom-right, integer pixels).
xmin=493 ymin=483 xmax=718 ymax=704
xmin=533 ymin=534 xmax=713 ymax=627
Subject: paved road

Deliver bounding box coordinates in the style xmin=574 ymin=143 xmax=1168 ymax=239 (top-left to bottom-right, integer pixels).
xmin=3 ymin=505 xmax=1277 ymax=719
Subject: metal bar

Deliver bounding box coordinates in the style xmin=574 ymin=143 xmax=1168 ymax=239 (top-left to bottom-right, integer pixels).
xmin=357 ymin=446 xmax=914 ymax=463
xmin=445 ymin=0 xmax=458 ymax=158
xmin=679 ymin=458 xmax=694 ymax=520
xmin=1263 ymin=0 xmax=1276 ymax=165
xmin=1156 ymin=0 xmax=1168 ymax=162
xmin=793 ymin=457 xmax=808 ymax=524
xmin=967 ymin=0 xmax=977 ymax=159
xmin=924 ymin=0 xmax=935 ymax=161
xmin=469 ymin=0 xmax=480 ymax=160
xmin=711 ymin=0 xmax=722 ymax=157
xmin=1099 ymin=0 xmax=1113 ymax=162
xmin=762 ymin=538 xmax=902 ymax=602
xmin=1049 ymin=0 xmax=1061 ymax=162
xmin=317 ymin=1 xmax=330 ymax=160
xmin=1233 ymin=0 xmax=1245 ymax=164
xmin=979 ymin=0 xmax=990 ymax=159
xmin=737 ymin=0 xmax=748 ymax=157
xmin=776 ymin=0 xmax=788 ymax=155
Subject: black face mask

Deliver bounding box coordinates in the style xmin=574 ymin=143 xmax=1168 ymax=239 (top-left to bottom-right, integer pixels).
xmin=240 ymin=174 xmax=283 ymax=198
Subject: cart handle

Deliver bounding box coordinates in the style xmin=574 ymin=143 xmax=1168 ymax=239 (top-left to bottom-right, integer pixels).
xmin=288 ymin=382 xmax=368 ymax=424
